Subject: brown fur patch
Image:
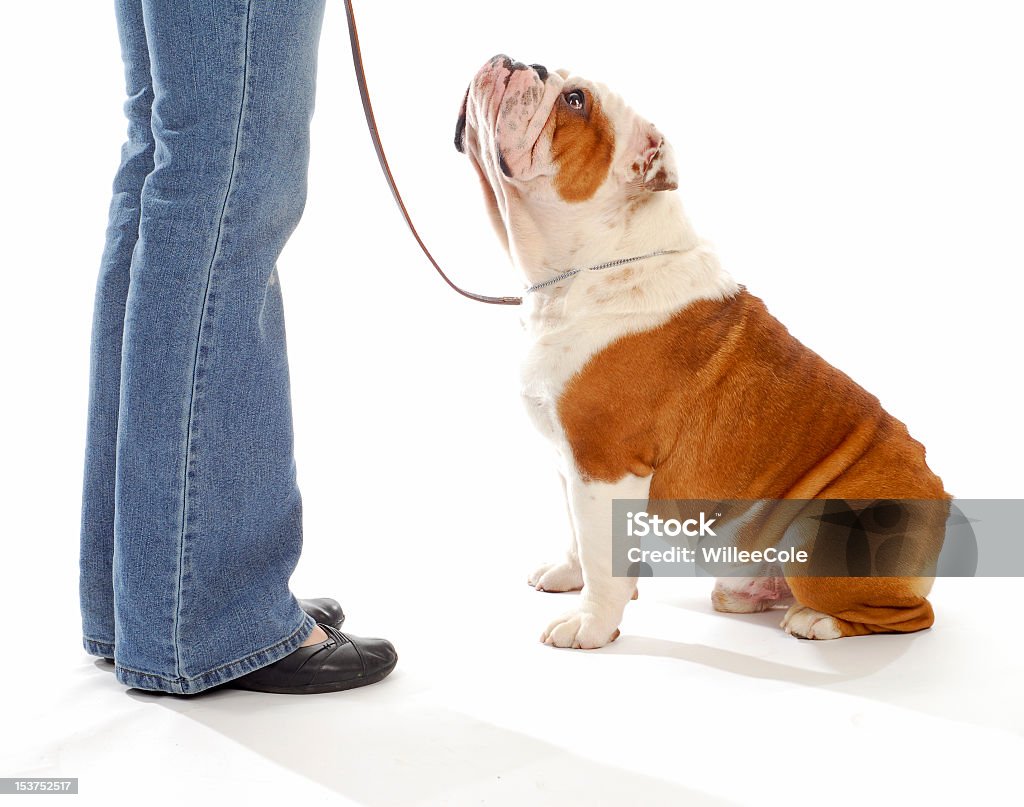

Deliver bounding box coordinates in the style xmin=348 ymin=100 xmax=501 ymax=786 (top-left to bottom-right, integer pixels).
xmin=556 ymin=289 xmax=948 ymax=636
xmin=557 ymin=290 xmax=946 ymax=500
xmin=551 ymin=93 xmax=615 ymax=203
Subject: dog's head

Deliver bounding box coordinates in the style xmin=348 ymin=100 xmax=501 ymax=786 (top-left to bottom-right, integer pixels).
xmin=455 ymin=55 xmax=679 ymax=275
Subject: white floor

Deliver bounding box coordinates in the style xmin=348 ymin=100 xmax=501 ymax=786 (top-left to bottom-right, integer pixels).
xmin=4 ymin=3 xmax=1022 ymax=804
xmin=3 ymin=576 xmax=1021 ymax=806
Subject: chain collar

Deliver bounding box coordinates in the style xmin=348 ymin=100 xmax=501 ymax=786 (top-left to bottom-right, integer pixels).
xmin=525 ymin=249 xmax=682 ymax=294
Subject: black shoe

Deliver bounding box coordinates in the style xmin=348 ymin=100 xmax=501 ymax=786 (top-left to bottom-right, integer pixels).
xmin=297 ymin=597 xmax=345 ymax=629
xmin=101 ymin=597 xmax=345 ymax=664
xmin=225 ymin=623 xmax=397 ymax=694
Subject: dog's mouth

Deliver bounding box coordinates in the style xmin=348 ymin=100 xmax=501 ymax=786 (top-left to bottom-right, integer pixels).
xmin=455 ymin=55 xmax=558 ymax=182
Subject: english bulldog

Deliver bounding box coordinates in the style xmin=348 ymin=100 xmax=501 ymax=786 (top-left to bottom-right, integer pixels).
xmin=455 ymin=55 xmax=948 ymax=648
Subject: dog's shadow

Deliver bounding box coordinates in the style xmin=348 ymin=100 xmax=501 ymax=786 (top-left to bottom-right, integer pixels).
xmin=635 ymin=590 xmax=916 ymax=678
xmin=605 ymin=630 xmax=911 ymax=687
xmin=538 ymin=586 xmax=915 ymax=685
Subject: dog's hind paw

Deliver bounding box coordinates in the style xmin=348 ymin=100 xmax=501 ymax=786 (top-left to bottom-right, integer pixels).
xmin=713 ymin=576 xmax=794 ymax=613
xmin=781 ymin=604 xmax=842 ymax=640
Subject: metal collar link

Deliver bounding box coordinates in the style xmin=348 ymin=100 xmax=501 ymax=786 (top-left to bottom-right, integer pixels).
xmin=525 ymin=249 xmax=682 ymax=294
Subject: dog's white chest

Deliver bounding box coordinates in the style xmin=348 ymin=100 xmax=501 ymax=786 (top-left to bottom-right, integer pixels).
xmin=520 ymin=343 xmax=570 ymax=457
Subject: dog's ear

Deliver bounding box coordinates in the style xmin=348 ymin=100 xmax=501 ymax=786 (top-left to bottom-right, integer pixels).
xmin=454 ymin=86 xmax=469 ymax=153
xmin=627 ymin=123 xmax=679 ymax=192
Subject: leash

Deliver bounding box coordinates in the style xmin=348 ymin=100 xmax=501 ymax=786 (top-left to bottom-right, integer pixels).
xmin=342 ymin=1 xmax=681 ymax=305
xmin=343 ymin=0 xmax=522 ymax=305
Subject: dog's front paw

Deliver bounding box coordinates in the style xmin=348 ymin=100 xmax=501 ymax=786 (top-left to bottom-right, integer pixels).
xmin=528 ymin=559 xmax=584 ymax=592
xmin=541 ymin=609 xmax=620 ymax=649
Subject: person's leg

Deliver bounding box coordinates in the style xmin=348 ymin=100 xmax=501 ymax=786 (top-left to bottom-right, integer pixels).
xmin=80 ymin=0 xmax=154 ymax=660
xmin=110 ymin=0 xmax=327 ymax=694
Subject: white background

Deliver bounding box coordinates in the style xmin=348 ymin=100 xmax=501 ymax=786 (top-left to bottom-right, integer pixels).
xmin=1 ymin=2 xmax=1022 ymax=805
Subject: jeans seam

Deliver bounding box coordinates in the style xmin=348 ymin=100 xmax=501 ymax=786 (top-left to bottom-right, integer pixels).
xmin=173 ymin=0 xmax=255 ymax=679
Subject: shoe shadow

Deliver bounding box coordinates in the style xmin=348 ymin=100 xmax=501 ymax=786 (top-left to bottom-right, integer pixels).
xmin=124 ymin=677 xmax=730 ymax=807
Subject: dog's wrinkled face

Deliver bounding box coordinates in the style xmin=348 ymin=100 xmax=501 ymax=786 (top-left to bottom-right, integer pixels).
xmin=455 ymin=55 xmax=678 ymax=260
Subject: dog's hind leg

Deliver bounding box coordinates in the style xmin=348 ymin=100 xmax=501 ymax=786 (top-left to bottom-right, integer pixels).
xmin=781 ymin=575 xmax=935 ymax=639
xmin=780 ymin=497 xmax=944 ymax=638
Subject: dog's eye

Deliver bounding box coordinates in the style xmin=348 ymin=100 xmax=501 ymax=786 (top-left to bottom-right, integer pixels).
xmin=564 ymin=90 xmax=585 ymax=110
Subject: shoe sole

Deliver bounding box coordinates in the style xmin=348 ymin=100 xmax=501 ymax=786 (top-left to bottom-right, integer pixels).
xmin=225 ymin=656 xmax=397 ymax=695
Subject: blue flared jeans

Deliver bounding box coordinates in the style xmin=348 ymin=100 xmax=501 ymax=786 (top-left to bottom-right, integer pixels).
xmin=80 ymin=0 xmax=326 ymax=694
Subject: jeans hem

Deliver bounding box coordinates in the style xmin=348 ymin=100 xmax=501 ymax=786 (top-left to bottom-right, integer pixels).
xmin=105 ymin=612 xmax=316 ymax=694
xmin=83 ymin=636 xmax=115 ymax=657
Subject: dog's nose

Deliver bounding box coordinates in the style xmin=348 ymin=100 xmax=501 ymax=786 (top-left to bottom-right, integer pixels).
xmin=530 ymin=63 xmax=549 ymax=82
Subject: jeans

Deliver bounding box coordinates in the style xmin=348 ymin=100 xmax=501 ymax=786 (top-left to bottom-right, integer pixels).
xmin=80 ymin=0 xmax=326 ymax=694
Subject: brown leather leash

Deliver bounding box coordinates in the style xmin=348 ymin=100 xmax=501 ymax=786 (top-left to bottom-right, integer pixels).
xmin=342 ymin=0 xmax=523 ymax=306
